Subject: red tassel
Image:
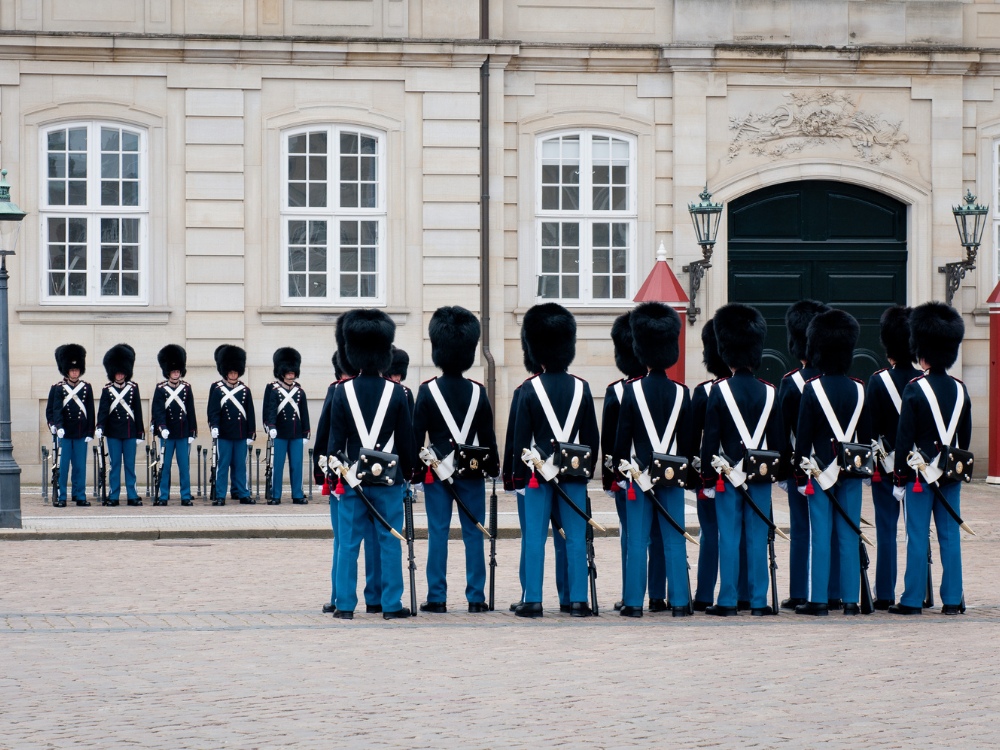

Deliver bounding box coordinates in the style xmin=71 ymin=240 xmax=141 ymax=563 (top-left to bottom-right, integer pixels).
xmin=872 ymin=467 xmax=882 ymax=483
xmin=715 ymin=475 xmax=726 ymax=493
xmin=321 ymin=479 xmax=330 ymax=496
xmin=528 ymin=471 xmax=540 ymax=489
xmin=913 ymin=475 xmax=923 ymax=493
xmin=627 ymin=482 xmax=637 ymax=501
xmin=424 ymin=467 xmax=435 ymax=484
xmin=334 ymin=477 xmax=346 ymax=495
xmin=804 ymin=477 xmax=815 ymax=496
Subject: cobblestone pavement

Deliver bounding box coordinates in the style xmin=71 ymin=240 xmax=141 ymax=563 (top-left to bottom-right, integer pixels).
xmin=3 ymin=485 xmax=1000 ymax=748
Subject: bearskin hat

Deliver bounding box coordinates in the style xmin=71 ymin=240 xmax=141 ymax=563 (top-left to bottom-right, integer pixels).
xmin=214 ymin=344 xmax=246 ymax=379
xmin=909 ymin=301 xmax=964 ymax=370
xmin=342 ymin=308 xmax=395 ymax=375
xmin=630 ymin=302 xmax=681 ymax=372
xmin=332 ymin=350 xmax=346 ymax=381
xmin=55 ymin=344 xmax=86 ymax=377
xmin=879 ymin=306 xmax=914 ymax=365
xmin=157 ymin=344 xmax=187 ymax=379
xmin=713 ymin=304 xmax=766 ymax=371
xmin=430 ymin=306 xmax=480 ymax=375
xmin=273 ymin=347 xmax=301 ymax=380
xmin=806 ymin=309 xmax=859 ymax=376
xmin=610 ymin=311 xmax=646 ymax=379
xmin=521 ymin=327 xmax=542 ymax=376
xmin=701 ymin=319 xmax=730 ymax=380
xmin=522 ymin=303 xmax=576 ymax=373
xmin=386 ymin=346 xmax=410 ymax=380
xmin=786 ymin=299 xmax=830 ymax=363
xmin=103 ymin=343 xmax=135 ymax=381
xmin=335 ymin=314 xmax=360 ymax=378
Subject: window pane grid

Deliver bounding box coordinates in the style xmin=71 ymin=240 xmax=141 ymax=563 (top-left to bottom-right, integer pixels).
xmin=47 ymin=127 xmax=88 ymax=206
xmin=339 ymin=220 xmax=379 ymax=299
xmin=287 ymin=219 xmax=328 ymax=298
xmin=287 ymin=131 xmax=328 ymax=208
xmin=100 ymin=127 xmax=140 ymax=208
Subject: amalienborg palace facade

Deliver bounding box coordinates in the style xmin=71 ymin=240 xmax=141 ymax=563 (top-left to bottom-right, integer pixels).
xmin=2 ymin=0 xmax=1000 ymax=477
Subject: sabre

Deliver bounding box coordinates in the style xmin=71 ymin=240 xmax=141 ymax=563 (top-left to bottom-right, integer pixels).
xmin=905 ymin=451 xmax=976 ymax=536
xmin=711 ymin=455 xmax=791 ymax=542
xmin=521 ymin=448 xmax=607 ymax=532
xmin=329 ymin=451 xmax=406 ymax=542
xmin=419 ymin=447 xmax=491 ymax=537
xmin=798 ymin=457 xmax=874 ymax=546
xmin=617 ymin=459 xmax=699 ymax=546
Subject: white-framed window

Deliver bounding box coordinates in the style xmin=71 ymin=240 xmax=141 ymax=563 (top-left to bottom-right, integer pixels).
xmin=281 ymin=126 xmax=387 ymax=305
xmin=39 ymin=122 xmax=148 ymax=304
xmin=535 ymin=130 xmax=637 ymax=304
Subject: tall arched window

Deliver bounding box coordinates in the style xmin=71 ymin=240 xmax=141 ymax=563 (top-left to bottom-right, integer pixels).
xmin=281 ymin=125 xmax=386 ymax=305
xmin=40 ymin=122 xmax=148 ymax=304
xmin=535 ymin=130 xmax=636 ymax=303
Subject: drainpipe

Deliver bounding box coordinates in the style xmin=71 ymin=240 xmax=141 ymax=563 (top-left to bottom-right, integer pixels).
xmin=479 ymin=0 xmax=496 ymax=407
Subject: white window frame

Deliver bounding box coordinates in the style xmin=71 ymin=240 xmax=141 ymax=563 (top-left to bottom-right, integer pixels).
xmin=534 ymin=129 xmax=637 ymax=305
xmin=38 ymin=121 xmax=149 ymax=305
xmin=280 ymin=125 xmax=387 ymax=306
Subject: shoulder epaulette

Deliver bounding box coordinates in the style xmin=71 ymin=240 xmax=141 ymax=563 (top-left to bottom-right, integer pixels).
xmin=468 ymin=377 xmax=486 ymax=388
xmin=781 ymin=368 xmax=801 ymax=380
xmin=669 ymin=377 xmax=688 ymax=388
xmin=157 ymin=380 xmax=167 ymax=387
xmin=804 ymin=374 xmax=822 ymax=384
xmin=625 ymin=374 xmax=643 ymax=384
xmin=949 ymin=374 xmax=965 ymax=385
xmin=695 ymin=378 xmax=714 ymax=390
xmin=908 ymin=373 xmax=927 ymax=384
xmin=420 ymin=375 xmax=438 ymax=386
xmin=757 ymin=377 xmax=776 ymax=387
xmin=849 ymin=376 xmax=865 ymax=385
xmin=571 ymin=373 xmax=589 ymax=384
xmin=871 ymin=367 xmax=889 ymax=376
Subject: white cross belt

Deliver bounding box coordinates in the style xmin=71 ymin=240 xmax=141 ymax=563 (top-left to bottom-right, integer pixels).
xmin=163 ymin=384 xmax=187 ymax=414
xmin=109 ymin=384 xmax=134 ymax=420
xmin=277 ymin=386 xmax=301 ymax=418
xmin=219 ymin=383 xmax=247 ymax=420
xmin=63 ymin=382 xmax=86 ymax=415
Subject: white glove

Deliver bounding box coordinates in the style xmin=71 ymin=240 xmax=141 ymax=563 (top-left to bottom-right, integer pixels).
xmin=57 ymin=428 xmax=65 ymax=438
xmin=136 ymin=439 xmax=144 ymax=446
xmin=94 ymin=428 xmax=103 ymax=441
xmin=161 ymin=428 xmax=170 ymax=440
xmin=777 ymin=479 xmax=792 ymax=493
xmin=85 ymin=436 xmax=93 ymax=443
xmin=702 ymin=487 xmax=716 ymax=499
xmin=49 ymin=424 xmax=56 ymax=435
xmin=211 ymin=428 xmax=219 ymax=439
xmin=318 ymin=455 xmax=328 ymax=472
xmin=246 ymin=438 xmax=255 ymax=446
xmin=269 ymin=429 xmax=277 ymax=439
xmin=892 ymin=485 xmax=906 ymax=501
xmin=188 ymin=437 xmax=195 ymax=444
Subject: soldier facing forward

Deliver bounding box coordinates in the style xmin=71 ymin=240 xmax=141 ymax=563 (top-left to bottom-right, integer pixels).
xmin=208 ymin=344 xmax=256 ymax=505
xmin=152 ymin=345 xmax=197 ymax=506
xmin=95 ymin=344 xmax=144 ymax=506
xmin=46 ymin=344 xmax=95 ymax=507
xmin=263 ymin=347 xmax=310 ymax=504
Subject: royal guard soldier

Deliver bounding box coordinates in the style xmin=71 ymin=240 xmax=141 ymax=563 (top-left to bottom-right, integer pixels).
xmin=701 ymin=305 xmax=784 ymax=616
xmin=690 ymin=318 xmax=734 ymax=610
xmin=95 ymin=344 xmax=144 ymax=506
xmin=316 ymin=349 xmax=347 ymax=615
xmin=890 ymin=302 xmax=972 ymax=616
xmin=866 ymin=306 xmax=921 ymax=608
xmin=208 ymin=344 xmax=256 ymax=505
xmin=152 ymin=345 xmax=197 ymax=506
xmin=794 ymin=309 xmax=871 ymax=616
xmin=385 ymin=346 xmax=415 ymax=415
xmin=263 ymin=347 xmax=310 ymax=505
xmin=614 ymin=302 xmax=692 ymax=617
xmin=602 ymin=310 xmax=666 ymax=612
xmin=327 ymin=309 xmax=416 ymax=620
xmin=46 ymin=344 xmax=95 ymax=507
xmin=412 ymin=306 xmax=500 ymax=614
xmin=503 ymin=328 xmax=568 ymax=612
xmin=512 ymin=303 xmax=600 ymax=618
xmin=776 ymin=300 xmax=838 ymax=610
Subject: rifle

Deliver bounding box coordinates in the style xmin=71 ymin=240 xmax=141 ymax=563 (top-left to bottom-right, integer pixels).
xmin=41 ymin=445 xmax=49 ymax=502
xmin=97 ymin=437 xmax=109 ymax=506
xmin=149 ymin=427 xmax=161 ymax=500
xmin=255 ymin=447 xmax=262 ymax=502
xmin=144 ymin=444 xmax=151 ymax=498
xmin=924 ymin=543 xmax=935 ymax=609
xmin=209 ymin=437 xmax=219 ymax=504
xmin=92 ymin=445 xmax=99 ymax=499
xmin=264 ymin=438 xmax=274 ymax=501
xmin=488 ymin=478 xmax=498 ymax=611
xmin=521 ymin=448 xmax=607 ymax=532
xmin=404 ymin=482 xmax=418 ymax=615
xmin=196 ymin=446 xmax=203 ymax=498
xmin=585 ymin=491 xmax=600 ymax=616
xmin=308 ymin=448 xmax=314 ymax=500
xmin=51 ymin=433 xmax=62 ymax=504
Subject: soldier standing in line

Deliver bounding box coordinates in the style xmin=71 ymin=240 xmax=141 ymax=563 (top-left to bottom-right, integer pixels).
xmin=263 ymin=347 xmax=310 ymax=505
xmin=207 ymin=344 xmax=256 ymax=505
xmin=95 ymin=344 xmax=144 ymax=506
xmin=152 ymin=345 xmax=197 ymax=506
xmin=46 ymin=344 xmax=95 ymax=507
xmin=385 ymin=346 xmax=415 ymax=415
xmin=317 ymin=350 xmax=347 ymax=615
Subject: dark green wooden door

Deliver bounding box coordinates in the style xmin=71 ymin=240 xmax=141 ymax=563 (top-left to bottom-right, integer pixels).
xmin=727 ymin=181 xmax=907 ymax=386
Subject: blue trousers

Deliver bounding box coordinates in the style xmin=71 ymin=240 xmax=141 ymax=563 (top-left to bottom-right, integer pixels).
xmin=694 ymin=495 xmax=719 ymax=604
xmin=335 ymin=484 xmax=403 ymax=613
xmin=716 ymin=482 xmax=772 ymax=608
xmin=624 ymin=486 xmax=689 ymax=608
xmin=216 ymin=439 xmax=249 ymax=500
xmin=105 ymin=437 xmax=138 ymax=501
xmin=871 ymin=478 xmax=901 ymax=602
xmin=787 ymin=485 xmax=810 ymax=600
xmin=328 ymin=495 xmax=383 ymax=607
xmin=524 ymin=482 xmax=588 ymax=605
xmin=617 ymin=487 xmax=667 ymax=602
xmin=516 ymin=489 xmax=567 ymax=603
xmin=158 ymin=439 xmax=192 ymax=502
xmin=807 ymin=479 xmax=862 ymax=605
xmin=271 ymin=437 xmax=304 ymax=500
xmin=58 ymin=437 xmax=88 ymax=502
xmin=900 ymin=481 xmax=963 ymax=608
xmin=424 ymin=478 xmax=487 ymax=604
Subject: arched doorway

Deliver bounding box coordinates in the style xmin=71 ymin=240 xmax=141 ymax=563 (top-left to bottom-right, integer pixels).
xmin=727 ymin=180 xmax=907 ymax=385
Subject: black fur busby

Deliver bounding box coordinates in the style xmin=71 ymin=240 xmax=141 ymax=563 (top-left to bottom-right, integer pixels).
xmin=335 ymin=314 xmax=360 ymax=378
xmin=610 ymin=311 xmax=646 ymax=379
xmin=387 ymin=346 xmax=409 ymax=380
xmin=158 ymin=344 xmax=187 ymax=379
xmin=430 ymin=306 xmax=480 ymax=375
xmin=630 ymin=302 xmax=681 ymax=372
xmin=701 ymin=319 xmax=730 ymax=380
xmin=713 ymin=304 xmax=766 ymax=371
xmin=910 ymin=301 xmax=964 ymax=370
xmin=103 ymin=343 xmax=135 ymax=381
xmin=521 ymin=327 xmax=542 ymax=376
xmin=273 ymin=347 xmax=301 ymax=380
xmin=786 ymin=300 xmax=830 ymax=363
xmin=214 ymin=344 xmax=246 ymax=379
xmin=806 ymin=309 xmax=859 ymax=376
xmin=342 ymin=309 xmax=395 ymax=375
xmin=55 ymin=344 xmax=86 ymax=377
xmin=879 ymin=306 xmax=914 ymax=365
xmin=332 ymin=351 xmax=346 ymax=381
xmin=522 ymin=303 xmax=576 ymax=373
